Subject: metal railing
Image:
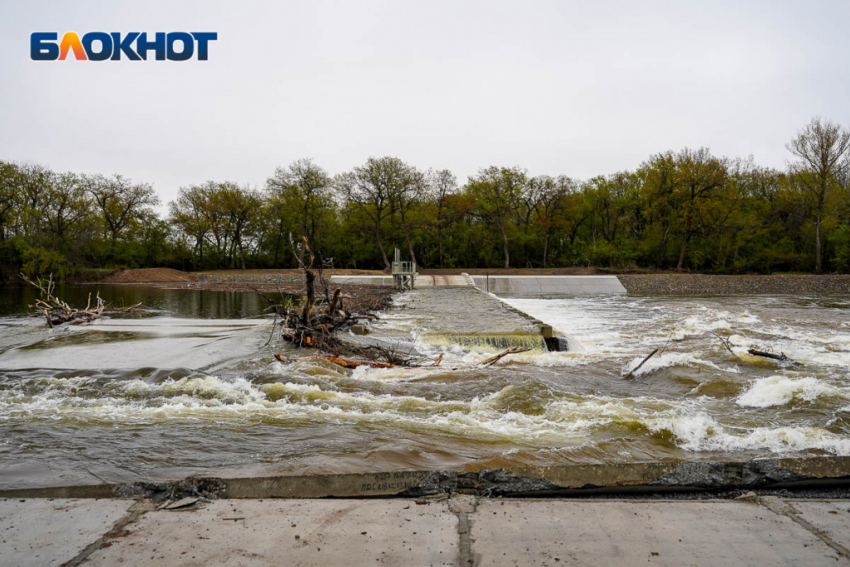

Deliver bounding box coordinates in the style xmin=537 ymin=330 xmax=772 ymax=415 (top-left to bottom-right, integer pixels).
xmin=392 ymin=260 xmax=417 ymax=290
xmin=392 ymin=261 xmax=416 ymax=275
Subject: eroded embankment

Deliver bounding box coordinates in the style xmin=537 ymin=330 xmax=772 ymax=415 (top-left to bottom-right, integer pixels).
xmin=2 ymin=457 xmax=850 ymax=500
xmin=618 ymin=274 xmax=850 ymax=295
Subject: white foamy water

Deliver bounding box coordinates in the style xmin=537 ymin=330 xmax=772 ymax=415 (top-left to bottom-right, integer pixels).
xmin=737 ymin=376 xmax=847 ymax=408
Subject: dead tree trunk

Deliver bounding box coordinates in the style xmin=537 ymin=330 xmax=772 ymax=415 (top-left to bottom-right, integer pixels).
xmin=302 ymin=270 xmax=315 ymax=325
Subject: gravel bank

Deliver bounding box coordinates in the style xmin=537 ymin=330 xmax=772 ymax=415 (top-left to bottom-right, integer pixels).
xmin=618 ymin=274 xmax=850 ymax=295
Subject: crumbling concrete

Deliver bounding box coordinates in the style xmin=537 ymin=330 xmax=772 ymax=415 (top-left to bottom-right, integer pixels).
xmin=2 ymin=457 xmax=849 ymax=502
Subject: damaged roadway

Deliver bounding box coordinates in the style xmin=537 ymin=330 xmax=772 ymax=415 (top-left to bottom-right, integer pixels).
xmin=3 ymin=457 xmax=850 ymax=565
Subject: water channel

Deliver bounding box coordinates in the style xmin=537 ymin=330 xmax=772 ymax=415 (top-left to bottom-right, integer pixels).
xmin=0 ymin=284 xmax=848 ymax=489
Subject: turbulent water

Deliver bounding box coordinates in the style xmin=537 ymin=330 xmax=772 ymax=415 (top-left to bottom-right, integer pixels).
xmin=1 ymin=284 xmax=849 ymax=489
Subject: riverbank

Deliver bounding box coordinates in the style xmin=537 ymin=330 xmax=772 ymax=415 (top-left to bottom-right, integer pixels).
xmin=96 ymin=268 xmax=850 ymax=295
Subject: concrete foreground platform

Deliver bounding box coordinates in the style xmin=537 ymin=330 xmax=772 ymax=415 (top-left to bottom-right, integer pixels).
xmin=3 ymin=495 xmax=850 ymax=566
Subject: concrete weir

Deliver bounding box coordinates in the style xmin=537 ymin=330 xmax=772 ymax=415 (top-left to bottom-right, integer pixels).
xmin=332 ymin=273 xmax=627 ymax=352
xmin=341 ymin=284 xmax=559 ymax=352
xmin=333 ymin=274 xmax=577 ymax=351
xmin=330 ymin=273 xmax=628 ymax=295
xmin=471 ymin=274 xmax=627 ymax=295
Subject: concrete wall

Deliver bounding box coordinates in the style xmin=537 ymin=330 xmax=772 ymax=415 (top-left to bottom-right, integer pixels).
xmin=330 ymin=275 xmax=394 ymax=286
xmin=471 ymin=275 xmax=626 ymax=295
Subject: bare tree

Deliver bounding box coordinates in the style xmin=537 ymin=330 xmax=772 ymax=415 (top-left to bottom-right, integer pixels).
xmin=787 ymin=117 xmax=850 ymax=273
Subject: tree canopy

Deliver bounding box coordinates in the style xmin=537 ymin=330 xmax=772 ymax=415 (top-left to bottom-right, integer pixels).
xmin=1 ymin=117 xmax=849 ymax=280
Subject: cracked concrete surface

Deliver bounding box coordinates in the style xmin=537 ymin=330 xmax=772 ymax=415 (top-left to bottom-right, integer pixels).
xmin=3 ymin=495 xmax=850 ymax=566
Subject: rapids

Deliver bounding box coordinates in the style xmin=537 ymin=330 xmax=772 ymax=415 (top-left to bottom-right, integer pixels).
xmin=0 ymin=285 xmax=849 ymax=489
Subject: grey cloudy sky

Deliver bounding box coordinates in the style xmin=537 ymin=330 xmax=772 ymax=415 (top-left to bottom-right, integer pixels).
xmin=1 ymin=0 xmax=849 ymax=205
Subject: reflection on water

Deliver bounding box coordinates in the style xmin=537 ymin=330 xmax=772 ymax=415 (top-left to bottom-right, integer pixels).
xmin=0 ymin=284 xmax=270 ymax=320
xmin=1 ymin=286 xmax=849 ymax=489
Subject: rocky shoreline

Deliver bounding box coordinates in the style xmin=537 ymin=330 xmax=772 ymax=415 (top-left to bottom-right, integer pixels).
xmin=618 ymin=274 xmax=850 ymax=295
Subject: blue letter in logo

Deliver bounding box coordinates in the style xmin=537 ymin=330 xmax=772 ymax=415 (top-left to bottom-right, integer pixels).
xmin=136 ymin=32 xmax=166 ymax=60
xmin=166 ymin=32 xmax=194 ymax=61
xmin=82 ymin=32 xmax=113 ymax=61
xmin=111 ymin=32 xmax=141 ymax=60
xmin=191 ymin=32 xmax=217 ymax=61
xmin=31 ymin=32 xmax=59 ymax=61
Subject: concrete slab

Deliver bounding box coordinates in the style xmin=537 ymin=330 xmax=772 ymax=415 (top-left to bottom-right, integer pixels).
xmin=329 ymin=275 xmax=471 ymax=287
xmin=356 ymin=287 xmax=547 ymax=352
xmin=471 ymin=500 xmax=845 ymax=566
xmin=789 ymin=501 xmax=850 ymax=551
xmin=0 ymin=497 xmax=135 ymax=567
xmin=470 ymin=275 xmax=627 ymax=295
xmin=329 ymin=275 xmax=393 ymax=286
xmin=85 ymin=499 xmax=458 ymax=567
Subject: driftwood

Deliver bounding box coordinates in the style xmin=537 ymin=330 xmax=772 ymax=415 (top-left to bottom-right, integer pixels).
xmin=625 ymin=348 xmax=659 ymax=380
xmin=716 ymin=334 xmax=735 ymax=356
xmin=21 ymin=274 xmax=105 ymax=327
xmin=260 ymin=237 xmax=396 ymax=363
xmin=327 ymin=288 xmax=342 ymax=317
xmin=478 ymin=347 xmax=531 ymax=368
xmin=275 ymin=346 xmax=530 ymax=371
xmin=274 ymin=353 xmax=396 ymax=369
xmin=747 ymin=348 xmax=794 ymax=363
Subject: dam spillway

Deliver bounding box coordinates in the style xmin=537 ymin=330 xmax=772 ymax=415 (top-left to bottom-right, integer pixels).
xmin=339 ymin=285 xmax=556 ymax=353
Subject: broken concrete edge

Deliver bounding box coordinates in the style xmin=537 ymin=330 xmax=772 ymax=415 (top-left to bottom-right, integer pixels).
xmin=2 ymin=457 xmax=850 ymax=501
xmin=464 ymin=284 xmax=567 ymax=351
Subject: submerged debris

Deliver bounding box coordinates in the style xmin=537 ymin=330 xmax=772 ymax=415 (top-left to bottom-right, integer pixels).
xmin=747 ymin=348 xmax=798 ymax=364
xmin=624 ymin=348 xmax=660 ymax=380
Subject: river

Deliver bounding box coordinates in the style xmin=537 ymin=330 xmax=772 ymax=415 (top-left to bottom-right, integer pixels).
xmin=0 ymin=285 xmax=848 ymax=489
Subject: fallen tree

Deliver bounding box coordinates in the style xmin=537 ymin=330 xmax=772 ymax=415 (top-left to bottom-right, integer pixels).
xmin=22 ymin=274 xmax=105 ymax=327
xmin=21 ymin=273 xmax=144 ymax=327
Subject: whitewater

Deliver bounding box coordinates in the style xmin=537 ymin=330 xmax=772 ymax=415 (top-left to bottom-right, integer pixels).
xmin=0 ymin=285 xmax=848 ymax=489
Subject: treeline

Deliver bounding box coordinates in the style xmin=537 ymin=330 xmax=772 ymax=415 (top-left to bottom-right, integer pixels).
xmin=1 ymin=117 xmax=849 ymax=280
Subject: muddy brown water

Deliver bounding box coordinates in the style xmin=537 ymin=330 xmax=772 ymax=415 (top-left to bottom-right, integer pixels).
xmin=0 ymin=284 xmax=849 ymax=489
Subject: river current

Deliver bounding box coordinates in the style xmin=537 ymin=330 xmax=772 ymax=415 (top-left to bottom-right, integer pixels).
xmin=0 ymin=285 xmax=848 ymax=489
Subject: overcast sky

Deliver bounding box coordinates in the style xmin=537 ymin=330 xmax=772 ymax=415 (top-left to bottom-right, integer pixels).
xmin=2 ymin=0 xmax=849 ymax=205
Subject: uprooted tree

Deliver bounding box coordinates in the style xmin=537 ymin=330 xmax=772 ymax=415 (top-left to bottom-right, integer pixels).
xmin=20 ymin=273 xmax=142 ymax=327
xmin=257 ymin=236 xmax=406 ymax=365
